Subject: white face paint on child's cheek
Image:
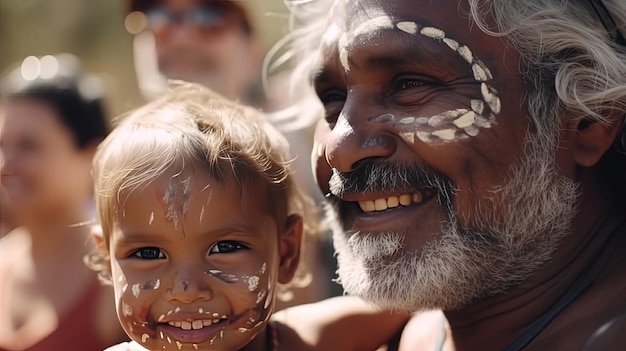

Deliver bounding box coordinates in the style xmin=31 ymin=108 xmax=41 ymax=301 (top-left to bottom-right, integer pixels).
xmin=161 ymin=176 xmax=192 ymax=230
xmin=133 ymin=279 xmax=161 ymax=298
xmin=197 ymin=262 xmax=274 ymax=347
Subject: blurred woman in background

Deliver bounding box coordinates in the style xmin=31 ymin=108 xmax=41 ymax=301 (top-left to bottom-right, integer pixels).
xmin=0 ymin=53 xmax=127 ymax=350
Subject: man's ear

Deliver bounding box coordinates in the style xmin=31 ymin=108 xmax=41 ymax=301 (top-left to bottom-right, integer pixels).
xmin=277 ymin=214 xmax=303 ymax=284
xmin=570 ymin=114 xmax=625 ymax=167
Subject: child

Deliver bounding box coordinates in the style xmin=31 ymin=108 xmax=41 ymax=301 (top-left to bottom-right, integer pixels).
xmin=90 ymin=82 xmax=409 ymax=351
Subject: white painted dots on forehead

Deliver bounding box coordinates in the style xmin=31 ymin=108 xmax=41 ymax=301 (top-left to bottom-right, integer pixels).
xmin=338 ymin=16 xmax=502 ymax=143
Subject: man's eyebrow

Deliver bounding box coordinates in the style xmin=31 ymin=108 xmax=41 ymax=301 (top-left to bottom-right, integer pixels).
xmin=311 ymin=68 xmax=334 ymax=87
xmin=356 ymin=43 xmax=468 ymax=73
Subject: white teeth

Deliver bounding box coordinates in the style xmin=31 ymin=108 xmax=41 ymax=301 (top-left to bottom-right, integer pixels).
xmin=358 ymin=193 xmax=424 ymax=213
xmin=399 ymin=194 xmax=412 ymax=206
xmin=168 ymin=319 xmax=216 ymax=330
xmin=387 ymin=196 xmax=399 ymax=208
xmin=358 ymin=200 xmax=376 ymax=212
xmin=374 ymin=198 xmax=387 ymax=211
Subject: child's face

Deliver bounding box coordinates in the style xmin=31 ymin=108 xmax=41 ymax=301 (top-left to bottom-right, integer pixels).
xmin=105 ymin=169 xmax=301 ymax=350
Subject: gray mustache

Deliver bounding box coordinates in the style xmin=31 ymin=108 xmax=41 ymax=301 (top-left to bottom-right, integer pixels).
xmin=328 ymin=162 xmax=456 ymax=208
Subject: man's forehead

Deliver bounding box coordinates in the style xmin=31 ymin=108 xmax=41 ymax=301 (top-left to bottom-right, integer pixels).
xmin=321 ymin=0 xmax=507 ymax=65
xmin=326 ymin=0 xmax=491 ymax=46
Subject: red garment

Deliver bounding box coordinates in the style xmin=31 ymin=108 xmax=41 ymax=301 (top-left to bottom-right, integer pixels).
xmin=0 ymin=277 xmax=108 ymax=351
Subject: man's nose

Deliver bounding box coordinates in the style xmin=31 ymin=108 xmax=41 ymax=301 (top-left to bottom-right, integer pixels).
xmin=325 ymin=97 xmax=397 ymax=173
xmin=166 ymin=265 xmax=213 ymax=304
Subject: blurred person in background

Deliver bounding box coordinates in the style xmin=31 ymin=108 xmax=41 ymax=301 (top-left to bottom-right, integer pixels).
xmin=0 ymin=185 xmax=18 ymax=238
xmin=124 ymin=0 xmax=279 ymax=108
xmin=0 ymin=53 xmax=128 ymax=350
xmin=123 ymin=0 xmax=341 ymax=307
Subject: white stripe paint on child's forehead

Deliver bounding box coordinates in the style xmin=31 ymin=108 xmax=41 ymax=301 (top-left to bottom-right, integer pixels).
xmin=335 ymin=16 xmax=501 ymax=143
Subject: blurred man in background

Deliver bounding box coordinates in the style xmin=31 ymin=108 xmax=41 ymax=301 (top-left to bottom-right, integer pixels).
xmin=124 ymin=0 xmax=283 ymax=109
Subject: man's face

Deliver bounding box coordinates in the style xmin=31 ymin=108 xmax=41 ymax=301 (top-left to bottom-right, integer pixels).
xmin=313 ymin=0 xmax=579 ymax=311
xmin=148 ymin=0 xmax=260 ymax=100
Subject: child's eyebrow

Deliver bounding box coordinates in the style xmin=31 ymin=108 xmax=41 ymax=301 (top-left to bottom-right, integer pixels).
xmin=113 ymin=230 xmax=162 ymax=245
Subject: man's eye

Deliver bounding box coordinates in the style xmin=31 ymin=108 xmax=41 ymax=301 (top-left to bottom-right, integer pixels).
xmin=209 ymin=241 xmax=248 ymax=254
xmin=131 ymin=247 xmax=165 ymax=259
xmin=319 ymin=89 xmax=346 ymax=105
xmin=397 ymin=78 xmax=426 ymax=90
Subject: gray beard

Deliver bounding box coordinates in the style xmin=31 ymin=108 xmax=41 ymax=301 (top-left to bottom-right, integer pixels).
xmin=328 ymin=131 xmax=580 ymax=312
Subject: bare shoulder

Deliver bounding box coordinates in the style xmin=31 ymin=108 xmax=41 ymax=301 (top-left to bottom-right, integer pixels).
xmin=272 ymin=296 xmax=410 ymax=351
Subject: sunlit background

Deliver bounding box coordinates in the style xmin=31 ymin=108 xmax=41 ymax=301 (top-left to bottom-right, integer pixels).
xmin=0 ymin=0 xmax=290 ymax=118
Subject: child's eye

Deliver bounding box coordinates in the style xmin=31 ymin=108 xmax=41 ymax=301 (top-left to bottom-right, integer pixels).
xmin=131 ymin=247 xmax=166 ymax=259
xmin=209 ymin=241 xmax=248 ymax=254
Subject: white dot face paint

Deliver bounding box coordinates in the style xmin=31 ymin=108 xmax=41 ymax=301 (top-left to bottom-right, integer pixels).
xmin=361 ymin=20 xmax=504 ymax=143
xmin=420 ymin=26 xmax=446 ymax=40
xmin=397 ymin=21 xmax=418 ymax=34
xmin=132 ymin=284 xmax=141 ymax=298
xmin=108 ymin=169 xmax=290 ymax=351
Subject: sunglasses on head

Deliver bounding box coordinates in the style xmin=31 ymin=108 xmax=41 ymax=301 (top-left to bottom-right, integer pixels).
xmin=145 ymin=3 xmax=245 ymax=33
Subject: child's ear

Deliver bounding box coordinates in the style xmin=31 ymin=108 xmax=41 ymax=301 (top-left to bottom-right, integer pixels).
xmin=89 ymin=228 xmax=112 ymax=282
xmin=278 ymin=214 xmax=303 ymax=284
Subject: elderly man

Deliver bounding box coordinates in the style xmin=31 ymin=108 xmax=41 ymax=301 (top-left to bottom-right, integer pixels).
xmin=284 ymin=0 xmax=626 ymax=349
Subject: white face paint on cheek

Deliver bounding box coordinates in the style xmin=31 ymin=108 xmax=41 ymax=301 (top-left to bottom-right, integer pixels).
xmin=385 ymin=22 xmax=503 ymax=142
xmin=123 ymin=301 xmax=133 ymax=317
xmin=132 ymin=283 xmax=141 ymax=298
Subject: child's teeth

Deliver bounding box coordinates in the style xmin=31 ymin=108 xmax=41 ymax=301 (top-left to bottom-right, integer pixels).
xmin=168 ymin=319 xmax=217 ymax=330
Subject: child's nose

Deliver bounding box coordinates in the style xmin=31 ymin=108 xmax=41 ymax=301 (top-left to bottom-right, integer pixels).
xmin=166 ymin=267 xmax=213 ymax=303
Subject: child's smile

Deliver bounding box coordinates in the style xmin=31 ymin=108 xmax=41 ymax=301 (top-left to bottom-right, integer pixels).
xmin=107 ymin=168 xmax=289 ymax=350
